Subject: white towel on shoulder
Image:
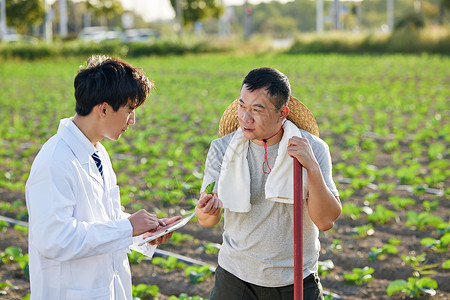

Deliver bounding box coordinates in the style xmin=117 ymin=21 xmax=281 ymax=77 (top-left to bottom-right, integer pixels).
xmin=217 ymin=120 xmax=307 ymax=212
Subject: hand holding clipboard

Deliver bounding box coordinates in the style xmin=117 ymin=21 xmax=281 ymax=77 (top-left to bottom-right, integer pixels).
xmin=138 ymin=212 xmax=196 ymax=246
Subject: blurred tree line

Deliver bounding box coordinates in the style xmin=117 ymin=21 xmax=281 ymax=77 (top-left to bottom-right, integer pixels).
xmin=4 ymin=0 xmax=146 ymax=36
xmin=3 ymin=0 xmax=450 ymax=38
xmin=222 ymin=0 xmax=450 ymax=37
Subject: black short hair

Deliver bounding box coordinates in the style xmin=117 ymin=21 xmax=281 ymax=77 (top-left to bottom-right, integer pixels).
xmin=242 ymin=67 xmax=291 ymax=110
xmin=74 ymin=55 xmax=153 ymax=116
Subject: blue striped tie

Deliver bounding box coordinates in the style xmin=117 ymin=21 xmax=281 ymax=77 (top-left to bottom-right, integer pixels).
xmin=92 ymin=153 xmax=103 ymax=178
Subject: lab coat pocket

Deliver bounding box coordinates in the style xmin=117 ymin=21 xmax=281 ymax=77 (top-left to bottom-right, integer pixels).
xmin=40 ymin=257 xmax=61 ymax=288
xmin=66 ymin=285 xmax=110 ymax=299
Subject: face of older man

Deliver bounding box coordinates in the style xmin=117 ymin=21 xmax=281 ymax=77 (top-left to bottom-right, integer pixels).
xmin=238 ymin=84 xmax=287 ymax=145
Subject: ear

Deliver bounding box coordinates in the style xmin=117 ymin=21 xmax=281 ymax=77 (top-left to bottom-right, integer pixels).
xmin=280 ymin=106 xmax=289 ymax=120
xmin=97 ymin=102 xmax=108 ymax=118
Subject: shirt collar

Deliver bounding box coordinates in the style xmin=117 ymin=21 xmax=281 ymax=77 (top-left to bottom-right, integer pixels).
xmin=58 ymin=118 xmax=99 ymax=164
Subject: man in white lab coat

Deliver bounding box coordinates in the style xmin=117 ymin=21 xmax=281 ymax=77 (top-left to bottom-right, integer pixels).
xmin=25 ymin=56 xmax=179 ymax=300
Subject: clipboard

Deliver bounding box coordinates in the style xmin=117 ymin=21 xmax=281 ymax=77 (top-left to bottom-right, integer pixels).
xmin=138 ymin=211 xmax=196 ymax=246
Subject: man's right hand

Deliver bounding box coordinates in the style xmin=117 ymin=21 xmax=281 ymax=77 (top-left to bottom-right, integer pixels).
xmin=128 ymin=209 xmax=166 ymax=237
xmin=195 ymin=192 xmax=223 ymax=227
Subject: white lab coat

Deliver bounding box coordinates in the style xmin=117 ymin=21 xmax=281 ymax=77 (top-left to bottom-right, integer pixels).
xmin=25 ymin=118 xmax=156 ymax=300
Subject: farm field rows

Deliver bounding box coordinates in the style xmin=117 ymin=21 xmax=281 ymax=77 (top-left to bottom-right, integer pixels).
xmin=0 ymin=53 xmax=449 ymax=299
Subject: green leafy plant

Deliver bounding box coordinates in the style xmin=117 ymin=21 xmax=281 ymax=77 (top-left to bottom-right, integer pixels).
xmin=363 ymin=192 xmax=380 ymax=205
xmin=383 ymin=140 xmax=399 ymax=153
xmin=368 ymin=242 xmax=398 ymax=262
xmin=167 ymin=232 xmax=195 ymax=245
xmin=420 ymin=232 xmax=450 ymax=252
xmin=350 ymin=177 xmax=372 ymax=189
xmin=344 ymin=267 xmax=374 ymax=285
xmin=387 ymin=277 xmax=438 ymax=298
xmin=152 ymin=256 xmax=187 ymax=272
xmin=422 ymin=200 xmax=439 ymax=212
xmin=328 ymin=239 xmax=342 ymax=252
xmin=427 ymin=142 xmax=446 ymax=160
xmin=338 ymin=189 xmax=354 ymax=201
xmin=388 ymin=195 xmax=416 ymax=210
xmin=405 ymin=211 xmax=443 ymax=230
xmin=401 ymin=253 xmax=439 ymax=277
xmin=351 ymin=224 xmax=374 ymax=238
xmin=388 ymin=238 xmax=401 ymax=245
xmin=0 ymin=246 xmax=29 ymax=278
xmin=341 ymin=203 xmax=363 ymax=220
xmin=0 ymin=280 xmax=14 ymax=292
xmin=20 ymin=293 xmax=31 ymax=300
xmin=184 ymin=265 xmax=212 ymax=284
xmin=318 ymin=259 xmax=334 ymax=277
xmin=203 ymin=242 xmax=220 ymax=255
xmin=367 ymin=205 xmax=397 ymax=224
xmin=0 ymin=220 xmax=9 ymax=231
xmin=13 ymin=224 xmax=28 ymax=235
xmin=131 ymin=203 xmax=143 ymax=211
xmin=132 ymin=283 xmax=159 ymax=299
xmin=128 ymin=250 xmax=147 ymax=265
xmin=443 ymin=259 xmax=450 ymax=269
xmin=323 ymin=294 xmax=334 ymax=300
xmin=378 ymin=182 xmax=396 ymax=193
xmin=152 ymin=207 xmax=168 ymax=219
xmin=0 ymin=200 xmax=23 ymax=212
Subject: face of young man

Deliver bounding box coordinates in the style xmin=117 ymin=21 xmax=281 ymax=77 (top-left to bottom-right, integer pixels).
xmin=238 ymin=84 xmax=287 ymax=144
xmin=102 ymin=101 xmax=136 ymax=141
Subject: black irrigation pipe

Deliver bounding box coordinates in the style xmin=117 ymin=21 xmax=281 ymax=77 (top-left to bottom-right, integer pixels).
xmin=0 ymin=215 xmax=341 ymax=299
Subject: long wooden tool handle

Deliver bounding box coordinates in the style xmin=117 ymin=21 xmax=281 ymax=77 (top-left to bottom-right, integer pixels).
xmin=293 ymin=159 xmax=303 ymax=300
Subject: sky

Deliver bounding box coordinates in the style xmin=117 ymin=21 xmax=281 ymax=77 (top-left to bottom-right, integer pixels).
xmin=120 ymin=0 xmax=294 ymax=22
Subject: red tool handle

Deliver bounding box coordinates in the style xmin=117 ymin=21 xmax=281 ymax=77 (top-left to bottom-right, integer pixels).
xmin=293 ymin=159 xmax=303 ymax=300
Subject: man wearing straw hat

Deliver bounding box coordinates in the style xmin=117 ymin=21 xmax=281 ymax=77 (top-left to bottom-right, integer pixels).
xmin=195 ymin=67 xmax=341 ymax=299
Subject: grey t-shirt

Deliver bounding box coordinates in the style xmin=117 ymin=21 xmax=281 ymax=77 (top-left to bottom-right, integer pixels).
xmin=201 ymin=129 xmax=339 ymax=287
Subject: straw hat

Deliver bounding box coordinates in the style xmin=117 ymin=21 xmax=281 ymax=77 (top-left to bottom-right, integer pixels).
xmin=218 ymin=96 xmax=319 ymax=138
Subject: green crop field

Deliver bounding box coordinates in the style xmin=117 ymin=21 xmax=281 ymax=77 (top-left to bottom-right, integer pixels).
xmin=0 ymin=53 xmax=449 ymax=299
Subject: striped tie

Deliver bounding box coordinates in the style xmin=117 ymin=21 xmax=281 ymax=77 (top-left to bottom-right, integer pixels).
xmin=92 ymin=153 xmax=103 ymax=178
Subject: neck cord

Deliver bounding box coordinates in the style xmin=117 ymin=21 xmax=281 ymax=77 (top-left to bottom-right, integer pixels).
xmin=256 ymin=120 xmax=286 ymax=174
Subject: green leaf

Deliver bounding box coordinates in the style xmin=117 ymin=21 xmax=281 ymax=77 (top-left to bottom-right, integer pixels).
xmin=416 ymin=277 xmax=438 ymax=290
xmin=361 ymin=266 xmax=374 ymax=275
xmin=4 ymin=246 xmax=22 ymax=258
xmin=0 ymin=281 xmax=14 ymax=290
xmin=388 ymin=238 xmax=401 ymax=245
xmin=368 ymin=247 xmax=382 ymax=262
xmin=421 ymin=237 xmax=438 ymax=247
xmin=128 ymin=250 xmax=146 ymax=265
xmin=132 ymin=283 xmax=159 ymax=297
xmin=0 ymin=220 xmax=9 ymax=231
xmin=184 ymin=265 xmax=212 ymax=283
xmin=387 ymin=279 xmax=408 ymax=296
xmin=20 ymin=293 xmax=31 ymax=300
xmin=441 ymin=232 xmax=450 ymax=245
xmin=442 ymin=259 xmax=450 ymax=269
xmin=204 ymin=181 xmax=215 ymax=194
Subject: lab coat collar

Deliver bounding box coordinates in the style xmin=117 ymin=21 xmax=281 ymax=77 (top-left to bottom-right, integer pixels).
xmin=58 ymin=118 xmax=104 ymax=185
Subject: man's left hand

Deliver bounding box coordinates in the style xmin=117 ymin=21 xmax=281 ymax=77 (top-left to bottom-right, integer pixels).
xmin=144 ymin=216 xmax=182 ymax=245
